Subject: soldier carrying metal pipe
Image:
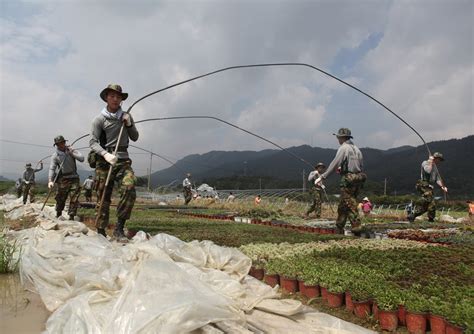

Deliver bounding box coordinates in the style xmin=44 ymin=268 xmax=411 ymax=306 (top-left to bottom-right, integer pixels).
xmin=314 ymin=128 xmax=366 ymax=234
xmin=89 ymin=84 xmax=139 ymax=240
xmin=48 ymin=135 xmax=84 ymax=220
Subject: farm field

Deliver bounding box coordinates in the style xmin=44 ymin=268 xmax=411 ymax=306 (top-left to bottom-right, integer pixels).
xmin=2 ymin=190 xmax=473 ymax=333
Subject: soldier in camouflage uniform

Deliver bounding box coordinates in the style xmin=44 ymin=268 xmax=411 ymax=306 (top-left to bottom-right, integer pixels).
xmin=183 ymin=173 xmax=193 ymax=205
xmin=90 ymin=84 xmax=139 ymax=239
xmin=408 ymin=152 xmax=447 ymax=222
xmin=48 ymin=135 xmax=84 ymax=220
xmin=314 ymin=128 xmax=366 ymax=234
xmin=22 ymin=161 xmax=43 ymax=204
xmin=15 ymin=178 xmax=23 ymax=198
xmin=306 ymin=162 xmax=326 ymax=218
xmin=83 ymin=175 xmax=95 ymax=202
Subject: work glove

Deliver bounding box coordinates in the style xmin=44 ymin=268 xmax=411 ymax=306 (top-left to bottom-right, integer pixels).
xmin=320 ymin=184 xmax=326 ymax=190
xmin=48 ymin=181 xmax=54 ymax=189
xmin=441 ymin=186 xmax=448 ymax=193
xmin=103 ymin=152 xmax=118 ymax=165
xmin=428 ymin=155 xmax=434 ymax=162
xmin=122 ymin=113 xmax=132 ymax=127
xmin=314 ymin=177 xmax=322 ymax=186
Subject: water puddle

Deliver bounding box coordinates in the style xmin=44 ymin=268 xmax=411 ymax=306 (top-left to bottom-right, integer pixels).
xmin=0 ymin=273 xmax=49 ymax=333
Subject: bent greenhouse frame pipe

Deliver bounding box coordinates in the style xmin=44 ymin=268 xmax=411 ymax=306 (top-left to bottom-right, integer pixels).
xmin=95 ymin=62 xmax=447 ymax=217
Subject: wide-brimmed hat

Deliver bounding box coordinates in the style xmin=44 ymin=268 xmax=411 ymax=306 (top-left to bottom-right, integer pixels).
xmin=26 ymin=163 xmax=31 ymax=167
xmin=53 ymin=135 xmax=67 ymax=146
xmin=186 ymin=173 xmax=192 ymax=177
xmin=315 ymin=162 xmax=326 ymax=168
xmin=333 ymin=128 xmax=353 ymax=138
xmin=100 ymin=84 xmax=128 ymax=102
xmin=363 ymin=197 xmax=369 ymax=201
xmin=433 ymin=152 xmax=444 ymax=161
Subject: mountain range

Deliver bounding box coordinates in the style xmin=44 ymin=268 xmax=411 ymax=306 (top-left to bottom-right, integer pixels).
xmin=149 ymin=135 xmax=474 ymax=197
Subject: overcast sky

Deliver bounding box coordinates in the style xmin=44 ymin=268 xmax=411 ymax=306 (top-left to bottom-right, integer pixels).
xmin=1 ymin=0 xmax=472 ymax=179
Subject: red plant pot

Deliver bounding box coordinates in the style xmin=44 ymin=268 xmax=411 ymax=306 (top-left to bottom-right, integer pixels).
xmin=249 ymin=267 xmax=264 ymax=280
xmin=320 ymin=286 xmax=328 ymax=300
xmin=372 ymin=302 xmax=379 ymax=320
xmin=399 ymin=304 xmax=407 ymax=326
xmin=379 ymin=310 xmax=399 ymax=332
xmin=353 ymin=300 xmax=372 ymax=319
xmin=446 ymin=322 xmax=464 ymax=334
xmin=345 ymin=291 xmax=354 ymax=312
xmin=326 ymin=291 xmax=344 ymax=308
xmin=280 ymin=277 xmax=298 ymax=293
xmin=264 ymin=274 xmax=280 ymax=288
xmin=127 ymin=229 xmax=137 ymax=238
xmin=298 ymin=280 xmax=306 ymax=295
xmin=429 ymin=314 xmax=447 ymax=334
xmin=303 ymin=284 xmax=320 ymax=298
xmin=406 ymin=311 xmax=428 ymax=334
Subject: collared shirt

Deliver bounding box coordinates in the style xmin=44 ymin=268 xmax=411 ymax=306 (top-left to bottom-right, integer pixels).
xmin=49 ymin=149 xmax=84 ymax=181
xmin=23 ymin=163 xmax=43 ymax=182
xmin=83 ymin=178 xmax=94 ymax=190
xmin=90 ymin=107 xmax=139 ymax=160
xmin=321 ymin=140 xmax=363 ymax=179
xmin=421 ymin=160 xmax=442 ymax=185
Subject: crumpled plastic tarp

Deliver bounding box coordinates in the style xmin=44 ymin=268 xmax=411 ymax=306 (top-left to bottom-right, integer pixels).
xmin=1 ymin=195 xmax=375 ymax=334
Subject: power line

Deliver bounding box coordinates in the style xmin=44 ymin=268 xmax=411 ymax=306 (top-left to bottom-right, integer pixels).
xmin=0 ymin=138 xmax=50 ymax=148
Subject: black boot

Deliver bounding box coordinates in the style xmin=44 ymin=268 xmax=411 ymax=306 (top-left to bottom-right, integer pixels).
xmin=113 ymin=218 xmax=128 ymax=240
xmin=69 ymin=215 xmax=75 ymax=221
xmin=56 ymin=211 xmax=62 ymax=218
xmin=407 ymin=213 xmax=415 ymax=223
xmin=97 ymin=228 xmax=107 ymax=237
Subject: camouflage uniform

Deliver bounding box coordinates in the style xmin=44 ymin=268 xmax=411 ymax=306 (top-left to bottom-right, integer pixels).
xmin=22 ymin=163 xmax=43 ymax=204
xmin=55 ymin=178 xmax=81 ymax=217
xmin=183 ymin=176 xmax=193 ymax=205
xmin=15 ymin=179 xmax=23 ymax=198
xmin=90 ymin=84 xmax=139 ymax=238
xmin=306 ymin=167 xmax=325 ymax=218
xmin=409 ymin=153 xmax=446 ymax=222
xmin=307 ymin=187 xmax=323 ymax=218
xmin=95 ymin=157 xmax=137 ymax=230
xmin=336 ymin=172 xmax=366 ymax=232
xmin=413 ymin=180 xmax=436 ymax=221
xmin=320 ymin=128 xmax=365 ymax=234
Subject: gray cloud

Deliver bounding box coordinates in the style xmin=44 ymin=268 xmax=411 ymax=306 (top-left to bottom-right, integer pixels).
xmin=1 ymin=0 xmax=472 ymax=179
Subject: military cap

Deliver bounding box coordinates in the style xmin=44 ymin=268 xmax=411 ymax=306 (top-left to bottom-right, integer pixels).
xmin=100 ymin=84 xmax=128 ymax=102
xmin=315 ymin=162 xmax=326 ymax=168
xmin=433 ymin=152 xmax=444 ymax=161
xmin=333 ymin=128 xmax=353 ymax=138
xmin=26 ymin=163 xmax=31 ymax=167
xmin=53 ymin=135 xmax=67 ymax=146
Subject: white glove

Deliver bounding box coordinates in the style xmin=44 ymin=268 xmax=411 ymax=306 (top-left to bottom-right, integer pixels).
xmin=441 ymin=186 xmax=448 ymax=193
xmin=428 ymin=155 xmax=434 ymax=162
xmin=314 ymin=177 xmax=322 ymax=185
xmin=122 ymin=113 xmax=132 ymax=127
xmin=48 ymin=181 xmax=54 ymax=189
xmin=320 ymin=184 xmax=326 ymax=190
xmin=103 ymin=152 xmax=118 ymax=165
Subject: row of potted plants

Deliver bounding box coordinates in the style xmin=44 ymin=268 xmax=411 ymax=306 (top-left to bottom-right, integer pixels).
xmin=240 ymin=238 xmax=431 ymax=270
xmin=247 ymin=250 xmax=472 ymax=333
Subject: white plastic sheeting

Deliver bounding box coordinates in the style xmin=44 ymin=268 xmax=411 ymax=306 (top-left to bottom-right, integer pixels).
xmin=1 ymin=195 xmax=375 ymax=334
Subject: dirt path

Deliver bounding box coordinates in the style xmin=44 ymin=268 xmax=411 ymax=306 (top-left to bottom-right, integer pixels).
xmin=0 ymin=273 xmax=49 ymax=334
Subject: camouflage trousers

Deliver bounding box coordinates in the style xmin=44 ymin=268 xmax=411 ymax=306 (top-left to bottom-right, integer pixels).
xmin=16 ymin=186 xmax=23 ymax=198
xmin=84 ymin=188 xmax=93 ymax=202
xmin=22 ymin=183 xmax=35 ymax=204
xmin=336 ymin=172 xmax=367 ymax=233
xmin=413 ymin=180 xmax=436 ymax=221
xmin=95 ymin=159 xmax=137 ymax=229
xmin=306 ymin=188 xmax=323 ymax=218
xmin=55 ymin=177 xmax=81 ymax=216
xmin=183 ymin=187 xmax=192 ymax=205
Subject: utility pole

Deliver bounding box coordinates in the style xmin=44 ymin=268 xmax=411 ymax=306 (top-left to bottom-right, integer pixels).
xmin=384 ymin=178 xmax=387 ymax=196
xmin=147 ymin=152 xmax=153 ymax=191
xmin=303 ymin=169 xmax=306 ymax=192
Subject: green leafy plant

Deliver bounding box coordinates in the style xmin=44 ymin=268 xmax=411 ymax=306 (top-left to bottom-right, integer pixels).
xmin=0 ymin=233 xmax=21 ymax=273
